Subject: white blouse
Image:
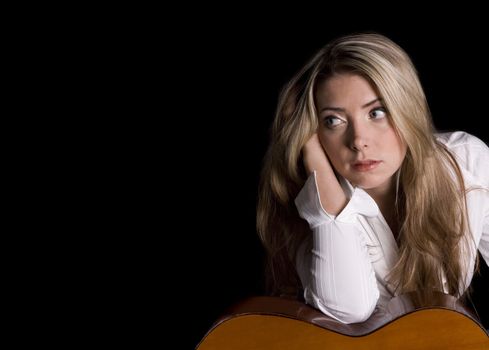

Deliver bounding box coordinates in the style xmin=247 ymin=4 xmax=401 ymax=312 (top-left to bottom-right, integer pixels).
xmin=294 ymin=131 xmax=489 ymax=324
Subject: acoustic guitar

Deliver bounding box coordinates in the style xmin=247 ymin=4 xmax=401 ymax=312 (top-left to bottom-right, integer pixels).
xmin=196 ymin=292 xmax=488 ymax=349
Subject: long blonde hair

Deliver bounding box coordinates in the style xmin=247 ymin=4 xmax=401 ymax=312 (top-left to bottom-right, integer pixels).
xmin=257 ymin=32 xmax=475 ymax=299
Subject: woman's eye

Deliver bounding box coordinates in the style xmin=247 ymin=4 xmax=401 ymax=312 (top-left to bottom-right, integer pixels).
xmin=370 ymin=107 xmax=386 ymax=119
xmin=324 ymin=116 xmax=344 ymax=128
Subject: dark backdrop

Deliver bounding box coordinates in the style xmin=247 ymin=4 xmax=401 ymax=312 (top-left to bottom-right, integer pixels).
xmin=181 ymin=23 xmax=489 ymax=348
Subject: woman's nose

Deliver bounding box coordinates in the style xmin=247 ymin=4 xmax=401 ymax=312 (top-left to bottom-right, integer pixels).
xmin=349 ymin=124 xmax=370 ymax=151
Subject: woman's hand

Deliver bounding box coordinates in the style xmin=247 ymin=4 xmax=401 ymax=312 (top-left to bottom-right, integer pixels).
xmin=301 ymin=133 xmax=347 ymax=215
xmin=302 ymin=133 xmax=333 ymax=175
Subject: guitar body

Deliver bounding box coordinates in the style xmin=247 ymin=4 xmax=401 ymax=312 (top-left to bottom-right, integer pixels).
xmin=197 ymin=292 xmax=488 ymax=349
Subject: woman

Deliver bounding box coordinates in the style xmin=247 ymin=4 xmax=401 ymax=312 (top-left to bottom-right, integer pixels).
xmin=256 ymin=32 xmax=489 ymax=324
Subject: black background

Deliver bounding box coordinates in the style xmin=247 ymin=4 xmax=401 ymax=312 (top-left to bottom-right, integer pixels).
xmin=174 ymin=21 xmax=489 ymax=349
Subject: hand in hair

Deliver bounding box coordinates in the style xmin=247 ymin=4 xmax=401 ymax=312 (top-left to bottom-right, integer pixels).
xmin=302 ymin=133 xmax=347 ymax=216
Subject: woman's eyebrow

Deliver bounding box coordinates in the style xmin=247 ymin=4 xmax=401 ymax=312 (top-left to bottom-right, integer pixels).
xmin=319 ymin=98 xmax=382 ymax=113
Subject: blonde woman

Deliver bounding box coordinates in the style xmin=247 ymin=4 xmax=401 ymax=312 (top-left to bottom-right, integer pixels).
xmin=257 ymin=32 xmax=489 ymax=325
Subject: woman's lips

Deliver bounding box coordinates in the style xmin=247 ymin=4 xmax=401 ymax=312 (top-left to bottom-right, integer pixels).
xmin=352 ymin=160 xmax=382 ymax=172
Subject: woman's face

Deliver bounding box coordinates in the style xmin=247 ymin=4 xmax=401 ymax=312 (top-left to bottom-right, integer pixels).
xmin=315 ymin=73 xmax=407 ymax=193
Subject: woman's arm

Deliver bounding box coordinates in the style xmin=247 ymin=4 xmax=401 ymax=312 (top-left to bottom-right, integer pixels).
xmin=295 ymin=134 xmax=380 ymax=324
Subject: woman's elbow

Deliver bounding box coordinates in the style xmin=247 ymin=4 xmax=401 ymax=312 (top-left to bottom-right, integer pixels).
xmin=334 ymin=302 xmax=377 ymax=324
xmin=312 ymin=291 xmax=379 ymax=324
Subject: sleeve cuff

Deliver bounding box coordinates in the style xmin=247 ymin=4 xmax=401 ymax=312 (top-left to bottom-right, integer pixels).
xmin=295 ymin=171 xmax=379 ymax=228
